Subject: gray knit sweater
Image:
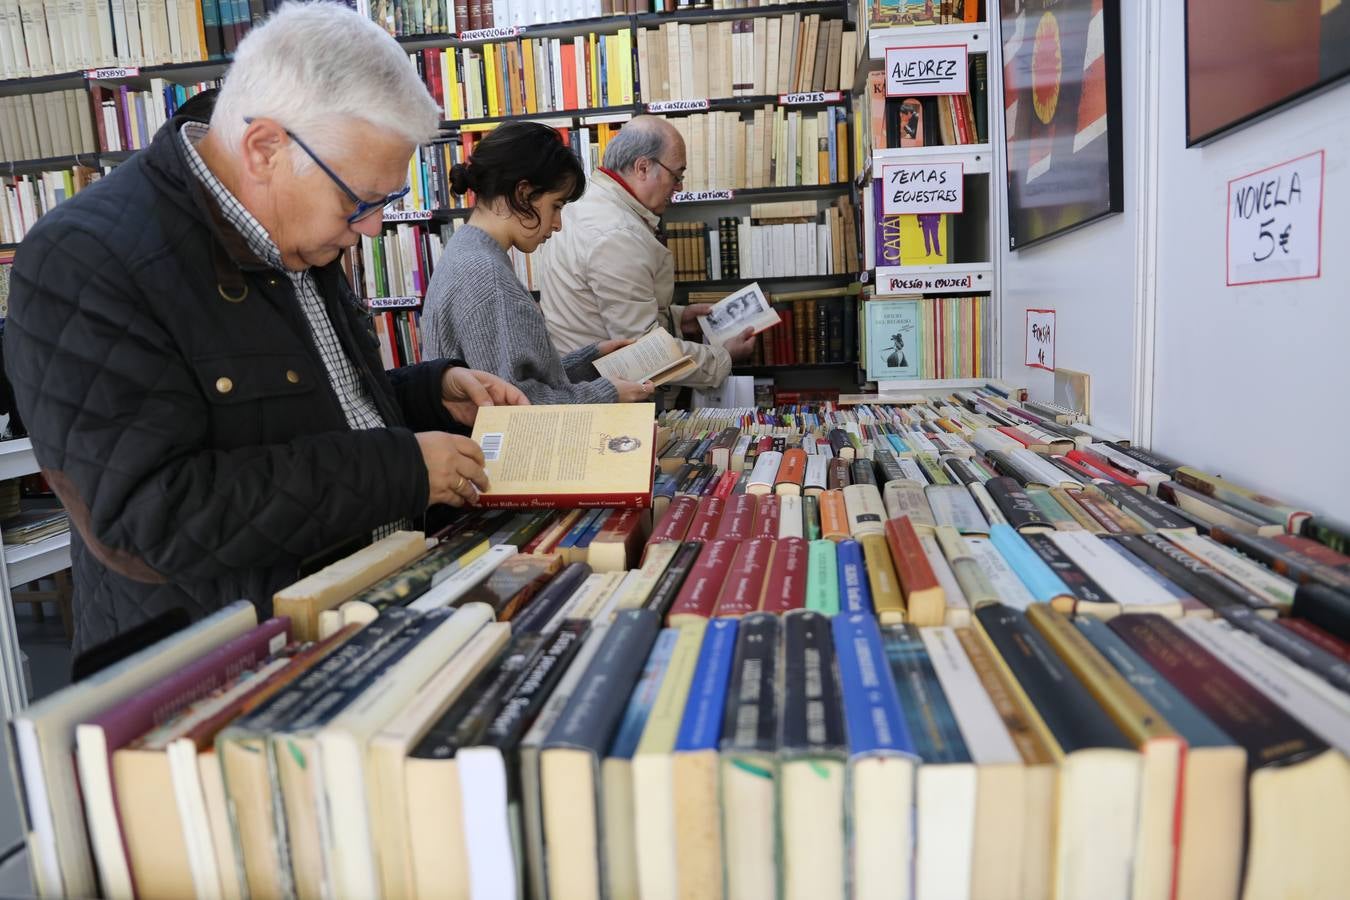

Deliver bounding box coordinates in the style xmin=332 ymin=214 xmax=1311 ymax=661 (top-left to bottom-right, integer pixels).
xmin=421 ymin=223 xmax=619 ymax=404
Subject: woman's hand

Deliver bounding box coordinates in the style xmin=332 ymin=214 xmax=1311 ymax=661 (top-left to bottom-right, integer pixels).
xmin=609 ymin=377 xmax=656 ymax=403
xmin=440 ymin=367 xmax=529 ymax=426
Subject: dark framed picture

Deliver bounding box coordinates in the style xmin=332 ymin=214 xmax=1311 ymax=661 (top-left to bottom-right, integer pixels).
xmin=999 ymin=0 xmax=1124 ymax=250
xmin=1185 ymin=1 xmax=1350 ymax=146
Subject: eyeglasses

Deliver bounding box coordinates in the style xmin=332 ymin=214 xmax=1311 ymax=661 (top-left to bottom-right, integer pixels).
xmin=653 ymin=158 xmax=686 ymax=186
xmin=244 ymin=117 xmax=410 ymax=224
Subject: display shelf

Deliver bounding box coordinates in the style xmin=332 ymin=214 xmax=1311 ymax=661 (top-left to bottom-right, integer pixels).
xmin=0 ymin=440 xmax=39 ymax=482
xmin=645 ymin=93 xmax=848 ymax=116
xmin=4 ymin=532 xmax=72 ymax=589
xmin=871 ymin=143 xmax=994 ymax=176
xmin=871 ymin=262 xmax=994 ymax=296
xmin=867 ymin=20 xmax=990 ymax=57
xmin=399 ymin=15 xmax=632 ymax=51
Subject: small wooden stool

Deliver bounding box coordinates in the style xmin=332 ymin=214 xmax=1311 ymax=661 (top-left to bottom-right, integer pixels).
xmin=12 ymin=570 xmax=74 ymax=641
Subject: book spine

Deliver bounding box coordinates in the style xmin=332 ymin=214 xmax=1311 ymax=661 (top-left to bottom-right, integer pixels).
xmin=719 ymin=612 xmax=780 ymax=753
xmin=832 ymin=612 xmax=914 ymax=756
xmin=510 ymin=562 xmax=593 ymax=635
xmin=780 ymin=610 xmax=846 ymax=753
xmin=806 ymin=538 xmax=840 ymax=615
xmin=674 ymin=618 xmax=740 ymax=752
xmin=643 ymin=541 xmax=703 ymax=619
xmin=668 ymin=538 xmax=739 ymax=623
xmin=759 ymin=536 xmax=808 ymax=614
xmin=835 ymin=539 xmax=873 ymax=615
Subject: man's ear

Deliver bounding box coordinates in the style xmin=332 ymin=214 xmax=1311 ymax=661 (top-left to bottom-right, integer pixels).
xmin=239 ymin=118 xmax=289 ymax=185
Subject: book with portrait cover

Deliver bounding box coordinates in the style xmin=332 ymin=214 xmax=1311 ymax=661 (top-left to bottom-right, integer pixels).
xmin=471 ymin=403 xmax=657 ymax=509
xmin=864 ymin=298 xmax=920 ymax=381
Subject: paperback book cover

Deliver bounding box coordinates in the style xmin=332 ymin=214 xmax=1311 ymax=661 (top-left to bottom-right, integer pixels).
xmin=864 ymin=299 xmax=920 ymax=382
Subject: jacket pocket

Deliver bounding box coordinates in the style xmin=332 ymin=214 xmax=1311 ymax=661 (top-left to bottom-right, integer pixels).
xmin=191 ymin=351 xmax=321 ymax=448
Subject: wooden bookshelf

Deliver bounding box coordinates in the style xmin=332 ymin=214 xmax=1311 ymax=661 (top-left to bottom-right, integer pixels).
xmin=676 ymin=273 xmax=857 ymax=290
xmin=733 ymin=361 xmax=857 ymax=375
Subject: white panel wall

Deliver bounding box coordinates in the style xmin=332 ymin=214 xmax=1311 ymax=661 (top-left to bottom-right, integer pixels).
xmin=997 ymin=0 xmax=1350 ymax=516
xmin=994 ymin=2 xmax=1144 ymax=440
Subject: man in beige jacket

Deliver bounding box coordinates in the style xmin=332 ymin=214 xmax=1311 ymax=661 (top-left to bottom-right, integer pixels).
xmin=538 ymin=116 xmax=757 ymax=390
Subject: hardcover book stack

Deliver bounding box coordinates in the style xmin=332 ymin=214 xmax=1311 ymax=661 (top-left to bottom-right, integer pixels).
xmin=12 ymin=394 xmax=1350 ymax=900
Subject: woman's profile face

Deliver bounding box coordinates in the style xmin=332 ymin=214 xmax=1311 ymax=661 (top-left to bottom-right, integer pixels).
xmin=514 ymin=185 xmax=574 ymax=254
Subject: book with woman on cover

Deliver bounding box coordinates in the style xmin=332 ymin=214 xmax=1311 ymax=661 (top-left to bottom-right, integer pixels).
xmin=470 ymin=403 xmax=658 ymax=509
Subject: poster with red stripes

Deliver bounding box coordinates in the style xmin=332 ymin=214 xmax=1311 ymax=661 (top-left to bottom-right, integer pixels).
xmin=1000 ymin=0 xmax=1122 ymax=249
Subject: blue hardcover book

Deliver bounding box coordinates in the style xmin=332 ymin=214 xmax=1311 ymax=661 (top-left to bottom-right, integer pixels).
xmin=557 ymin=508 xmax=604 ymax=552
xmin=989 ymin=523 xmax=1072 ymax=604
xmin=833 ymin=612 xmax=916 ymax=758
xmin=510 ymin=562 xmax=592 ymax=634
xmin=653 ymin=473 xmax=678 ymax=505
xmin=836 ymin=539 xmax=874 ymax=615
xmin=881 ymin=624 xmax=972 ymax=764
xmin=674 ymin=618 xmax=739 ymax=752
xmin=573 ymin=509 xmax=615 ymax=552
xmin=608 ymin=628 xmax=680 ymax=759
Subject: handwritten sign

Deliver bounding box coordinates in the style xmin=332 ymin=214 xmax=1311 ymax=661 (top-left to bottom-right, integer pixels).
xmin=459 ymin=25 xmax=523 ymax=41
xmin=646 ymin=99 xmax=710 ymax=113
xmin=1025 ymin=309 xmax=1055 ymax=371
xmin=885 ymin=45 xmax=968 ymax=97
xmin=383 ymin=209 xmax=433 ymax=222
xmin=1226 ymin=150 xmax=1323 ymax=286
xmin=882 ymin=162 xmax=964 ymax=215
xmin=778 ymin=91 xmax=844 ymax=106
xmin=879 ymin=270 xmax=984 ymax=294
xmin=85 ymin=67 xmax=139 ymax=79
xmin=367 ymin=296 xmax=422 ymax=309
xmin=672 ymin=189 xmax=734 ymax=203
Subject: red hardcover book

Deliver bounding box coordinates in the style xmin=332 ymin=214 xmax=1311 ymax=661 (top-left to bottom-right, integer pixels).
xmin=647 ymin=495 xmax=699 ymax=550
xmin=1050 ymin=453 xmax=1106 ymax=484
xmin=667 ymin=538 xmax=739 ymax=624
xmin=1067 ymin=450 xmax=1147 ymax=492
xmin=560 ymin=42 xmax=579 ymax=110
xmin=884 ymin=516 xmax=944 ymax=626
xmin=755 ymin=435 xmax=774 ymax=454
xmin=774 ymin=448 xmax=807 ymax=496
xmin=752 ymin=494 xmax=781 ymax=539
xmin=687 ymin=496 xmax=726 ymax=543
xmin=995 ymin=425 xmax=1041 ymax=450
xmin=1278 ymin=618 xmax=1350 ymax=663
xmin=468 ymin=0 xmax=483 ymax=31
xmin=588 ymin=508 xmax=647 ymax=573
xmin=454 ymin=0 xmax=470 ymax=32
xmin=715 ymin=493 xmax=757 ymax=543
xmin=711 ymin=469 xmax=741 ymax=500
xmin=759 ymin=537 xmax=807 ymax=614
xmin=1272 ymin=534 xmax=1350 ymax=570
xmin=711 ymin=538 xmax=775 ymax=618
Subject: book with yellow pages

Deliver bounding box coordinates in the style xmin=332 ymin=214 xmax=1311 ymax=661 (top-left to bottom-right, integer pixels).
xmin=591 ymin=328 xmax=698 ymax=387
xmin=471 ymin=403 xmax=658 ymax=509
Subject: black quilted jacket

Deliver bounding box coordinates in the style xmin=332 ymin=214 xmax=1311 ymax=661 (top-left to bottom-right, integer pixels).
xmin=5 ymin=94 xmax=462 ymax=654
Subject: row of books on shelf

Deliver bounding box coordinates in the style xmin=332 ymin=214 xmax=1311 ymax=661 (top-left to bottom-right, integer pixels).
xmin=869 ymin=179 xmax=961 ymax=266
xmin=635 ymin=13 xmax=854 ymax=102
xmin=736 ymin=285 xmax=859 ymax=367
xmin=863 ymin=66 xmax=989 ymax=150
xmin=670 ymin=104 xmax=850 ymax=192
xmin=0 ymin=0 xmax=279 ymax=78
xmin=413 ymin=31 xmax=636 ymax=121
xmin=353 ymin=222 xmax=445 ymax=302
xmin=91 ymin=78 xmax=221 ymax=152
xmin=667 ymin=197 xmax=859 ymax=282
xmin=0 ymin=91 xmax=97 ymax=164
xmin=373 ymin=309 xmax=427 ymax=369
xmin=13 ymin=394 xmax=1349 ymax=899
xmin=1 ymin=167 xmax=105 ymax=245
xmin=868 ymin=0 xmax=984 ymax=27
xmin=861 ymin=294 xmax=994 ymax=381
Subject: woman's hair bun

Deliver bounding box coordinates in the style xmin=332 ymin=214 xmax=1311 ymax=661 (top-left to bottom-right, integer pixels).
xmin=448 ymin=162 xmax=474 ymax=196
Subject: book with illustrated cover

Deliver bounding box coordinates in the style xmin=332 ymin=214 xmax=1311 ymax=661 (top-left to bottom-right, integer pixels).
xmin=472 ymin=403 xmax=657 ymax=509
xmin=864 ymin=298 xmax=920 ymax=381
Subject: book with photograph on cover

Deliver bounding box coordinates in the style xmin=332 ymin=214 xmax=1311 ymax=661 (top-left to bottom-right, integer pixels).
xmin=697 ymin=283 xmax=781 ymax=347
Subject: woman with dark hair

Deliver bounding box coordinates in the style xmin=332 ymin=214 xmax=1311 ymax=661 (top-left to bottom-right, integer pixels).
xmin=421 ymin=122 xmax=653 ymax=404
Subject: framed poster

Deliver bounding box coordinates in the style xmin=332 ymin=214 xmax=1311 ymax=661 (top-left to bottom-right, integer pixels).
xmin=865 ymin=300 xmax=920 ymax=382
xmin=999 ymin=0 xmax=1124 ymax=250
xmin=1185 ymin=1 xmax=1350 ymax=146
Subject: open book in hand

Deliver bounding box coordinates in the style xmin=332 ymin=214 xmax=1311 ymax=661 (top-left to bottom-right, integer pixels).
xmin=591 ymin=327 xmax=698 ymax=387
xmin=697 ymin=282 xmax=781 ymax=346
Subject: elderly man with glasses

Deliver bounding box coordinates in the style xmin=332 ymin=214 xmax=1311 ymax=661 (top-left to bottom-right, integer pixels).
xmin=3 ymin=2 xmax=526 ymax=655
xmin=538 ymin=116 xmax=758 ymax=397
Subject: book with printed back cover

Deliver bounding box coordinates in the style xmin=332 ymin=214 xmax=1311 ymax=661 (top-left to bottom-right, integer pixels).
xmin=472 ymin=403 xmax=657 ymax=508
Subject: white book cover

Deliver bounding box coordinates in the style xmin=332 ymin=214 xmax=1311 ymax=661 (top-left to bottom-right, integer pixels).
xmin=967 ymin=483 xmax=1008 ymax=528
xmin=778 ymin=494 xmax=804 ymax=539
xmin=905 ymin=429 xmax=939 ymax=455
xmin=747 ymin=450 xmax=782 ymax=493
xmin=920 ymin=627 xmax=1020 ymax=765
xmin=1009 ymin=448 xmax=1075 ymax=488
xmin=1178 ymin=619 xmax=1350 ymax=755
xmin=1164 ymin=532 xmax=1295 ymax=609
xmin=964 ymin=537 xmax=1037 ymax=611
xmin=926 ymin=484 xmax=988 ymax=536
xmin=405 ymin=544 xmax=517 ymax=611
xmin=1048 ymin=532 xmax=1179 ymax=610
xmin=457 ymin=747 xmax=518 ymax=900
xmin=803 ymin=454 xmax=828 ymax=493
xmin=920 ymin=533 xmax=970 ymax=625
xmin=1069 ymin=422 xmax=1128 ymax=444
xmin=970 ymin=427 xmax=1022 ymax=456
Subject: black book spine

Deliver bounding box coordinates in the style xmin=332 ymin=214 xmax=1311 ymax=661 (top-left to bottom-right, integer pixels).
xmin=941 ymin=456 xmax=980 ymax=486
xmin=1118 ymin=445 xmax=1185 ymax=478
xmin=827 ymin=428 xmax=851 ymax=457
xmin=543 ymin=609 xmax=663 ymax=753
xmin=644 ymin=541 xmax=703 ymax=618
xmin=772 ymin=437 xmax=787 ymax=453
xmin=1042 ymin=455 xmax=1096 ymax=487
xmin=983 ymin=450 xmax=1032 ymax=487
xmin=1133 ymin=534 xmax=1273 ymax=614
xmin=720 ymin=612 xmax=781 ymax=753
xmin=872 ymin=448 xmax=906 ymax=483
xmin=482 ymin=620 xmax=591 ymax=751
xmin=849 ymin=459 xmax=878 ymax=487
xmin=1021 ymin=534 xmax=1114 ymax=606
xmin=974 ymin=605 xmax=1132 ymax=753
xmin=447 ymin=633 xmax=551 ymax=749
xmin=843 ymin=297 xmax=857 ymax=364
xmin=827 ymin=458 xmax=852 ymax=490
xmin=1217 ymin=603 xmax=1350 ymax=694
xmin=1301 ymin=516 xmax=1350 ymax=555
xmin=1209 ymin=527 xmax=1350 ymax=592
xmin=511 ymin=562 xmax=592 ymax=634
xmin=987 ymin=476 xmax=1055 ymax=530
xmin=779 ymin=610 xmax=846 ymax=753
xmin=1292 ymin=582 xmax=1350 ymax=643
xmin=1097 ymin=483 xmax=1193 ymax=532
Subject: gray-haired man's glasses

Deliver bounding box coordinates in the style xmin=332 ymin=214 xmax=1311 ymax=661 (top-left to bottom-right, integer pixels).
xmin=244 ymin=116 xmax=410 ymax=224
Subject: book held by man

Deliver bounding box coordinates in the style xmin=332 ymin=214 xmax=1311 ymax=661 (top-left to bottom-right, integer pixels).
xmin=696 ymin=282 xmax=781 ymax=347
xmin=471 ymin=403 xmax=657 ymax=509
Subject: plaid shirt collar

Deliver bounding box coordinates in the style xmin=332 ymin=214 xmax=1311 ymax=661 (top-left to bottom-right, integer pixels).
xmin=179 ymin=121 xmax=290 ymax=273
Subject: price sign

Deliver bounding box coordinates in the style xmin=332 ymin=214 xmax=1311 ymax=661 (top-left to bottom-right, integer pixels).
xmin=885 ymin=45 xmax=968 ymax=97
xmin=672 ymin=189 xmax=735 ymax=203
xmin=1024 ymin=308 xmax=1055 ymax=371
xmin=367 ymin=296 xmax=422 ymax=309
xmin=778 ymin=91 xmax=843 ymax=105
xmin=1226 ymin=150 xmax=1324 ymax=286
xmin=646 ymin=99 xmax=710 ymax=113
xmin=882 ymin=162 xmax=964 ymax=215
xmin=459 ymin=25 xmax=523 ymax=41
xmin=383 ymin=209 xmax=433 ymax=222
xmin=85 ymin=67 xmax=139 ymax=79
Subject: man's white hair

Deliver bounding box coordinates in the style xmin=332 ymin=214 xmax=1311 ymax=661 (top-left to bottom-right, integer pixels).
xmin=211 ymin=2 xmax=440 ymax=165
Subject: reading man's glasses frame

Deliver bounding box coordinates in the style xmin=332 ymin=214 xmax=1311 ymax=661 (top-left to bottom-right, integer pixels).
xmin=653 ymin=158 xmax=686 ymax=186
xmin=244 ymin=116 xmax=410 ymax=224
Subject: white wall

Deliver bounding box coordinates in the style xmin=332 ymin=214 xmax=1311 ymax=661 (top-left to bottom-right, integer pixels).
xmin=998 ymin=1 xmax=1350 ymax=516
xmin=995 ymin=1 xmax=1145 ymax=441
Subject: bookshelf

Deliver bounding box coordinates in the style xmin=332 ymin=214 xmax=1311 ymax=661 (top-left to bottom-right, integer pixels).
xmin=849 ymin=6 xmax=1002 ymax=393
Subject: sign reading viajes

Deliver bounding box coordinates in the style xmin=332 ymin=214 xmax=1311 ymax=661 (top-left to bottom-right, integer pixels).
xmin=865 ymin=299 xmax=920 ymax=381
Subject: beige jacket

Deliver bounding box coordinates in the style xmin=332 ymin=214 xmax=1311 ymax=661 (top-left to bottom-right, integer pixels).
xmin=538 ymin=169 xmax=732 ymax=389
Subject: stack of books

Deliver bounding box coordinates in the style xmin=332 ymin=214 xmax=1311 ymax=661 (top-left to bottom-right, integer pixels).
xmin=0 ymin=510 xmax=69 ymax=545
xmin=12 ymin=393 xmax=1349 ymax=900
xmin=670 ymin=199 xmax=861 ymax=284
xmin=740 ymin=285 xmax=860 ymax=368
xmin=865 ymin=69 xmax=988 ymax=150
xmin=869 ymin=0 xmax=984 ymax=27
